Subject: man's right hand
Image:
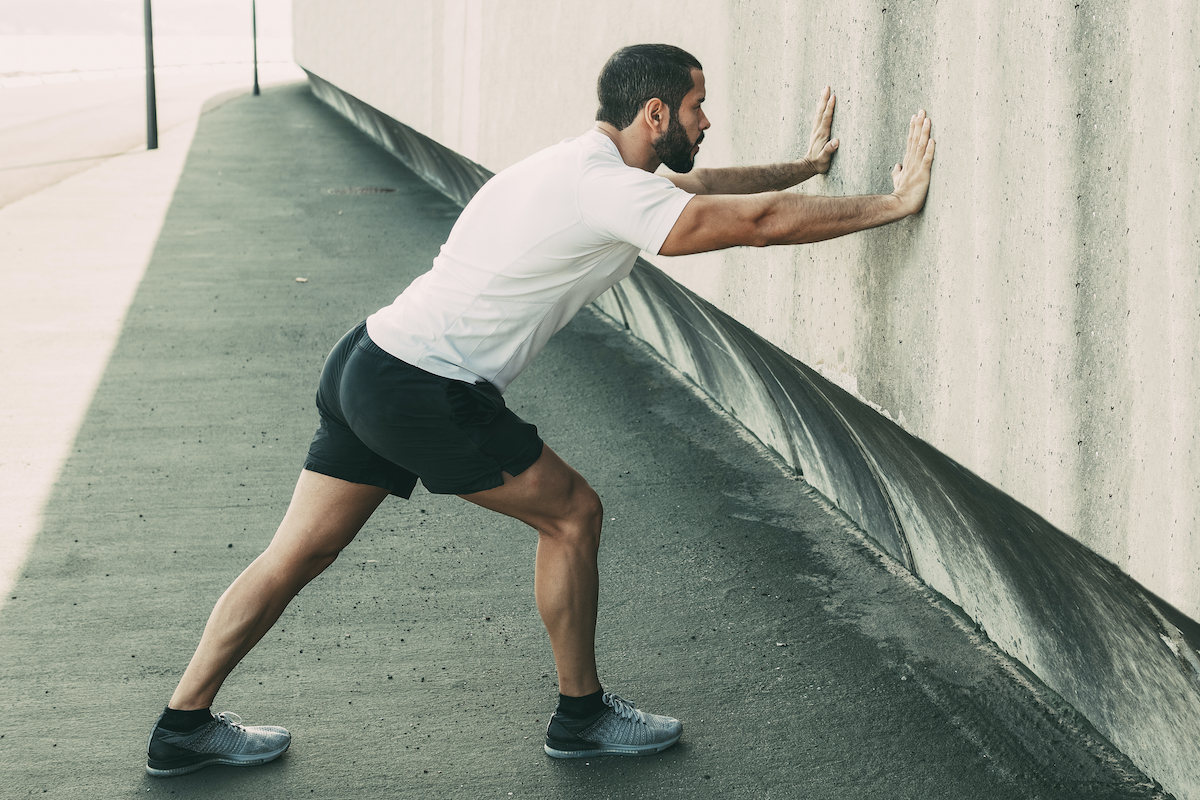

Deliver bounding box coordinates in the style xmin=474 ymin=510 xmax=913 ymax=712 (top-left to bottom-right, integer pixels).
xmin=890 ymin=109 xmax=935 ymax=215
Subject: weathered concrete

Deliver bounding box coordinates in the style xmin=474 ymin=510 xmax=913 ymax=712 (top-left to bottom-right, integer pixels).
xmin=290 ymin=0 xmax=1200 ymax=618
xmin=301 ymin=68 xmax=1200 ymax=800
xmin=0 ymin=80 xmax=1168 ymax=800
xmin=289 ymin=3 xmax=1200 ymax=794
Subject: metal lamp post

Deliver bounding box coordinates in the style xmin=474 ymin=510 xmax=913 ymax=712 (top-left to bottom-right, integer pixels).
xmin=252 ymin=0 xmax=261 ymax=96
xmin=144 ymin=0 xmax=158 ymax=149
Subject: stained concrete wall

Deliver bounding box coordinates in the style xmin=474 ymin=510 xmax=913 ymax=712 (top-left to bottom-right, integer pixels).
xmin=293 ymin=0 xmax=1200 ymax=625
xmin=291 ymin=0 xmax=1200 ymax=794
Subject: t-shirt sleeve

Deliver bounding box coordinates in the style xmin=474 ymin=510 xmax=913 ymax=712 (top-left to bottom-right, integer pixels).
xmin=577 ymin=161 xmax=695 ymax=255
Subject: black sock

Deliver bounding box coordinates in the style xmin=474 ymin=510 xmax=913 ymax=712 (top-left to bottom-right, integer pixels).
xmin=556 ymin=689 xmax=606 ymax=720
xmin=158 ymin=706 xmax=215 ymax=733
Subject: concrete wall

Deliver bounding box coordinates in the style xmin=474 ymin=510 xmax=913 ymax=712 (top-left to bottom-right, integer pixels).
xmin=293 ymin=0 xmax=1200 ymax=626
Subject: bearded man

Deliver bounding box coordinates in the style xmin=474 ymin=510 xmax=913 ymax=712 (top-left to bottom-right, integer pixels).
xmin=146 ymin=43 xmax=934 ymax=776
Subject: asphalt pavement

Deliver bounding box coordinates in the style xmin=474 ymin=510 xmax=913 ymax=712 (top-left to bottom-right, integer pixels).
xmin=0 ymin=81 xmax=1170 ymax=800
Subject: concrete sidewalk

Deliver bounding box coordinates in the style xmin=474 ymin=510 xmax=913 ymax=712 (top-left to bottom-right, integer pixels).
xmin=0 ymin=82 xmax=1167 ymax=799
xmin=0 ymin=64 xmax=306 ymax=209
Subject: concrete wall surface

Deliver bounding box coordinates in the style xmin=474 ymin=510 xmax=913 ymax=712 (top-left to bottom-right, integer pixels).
xmin=293 ymin=0 xmax=1200 ymax=624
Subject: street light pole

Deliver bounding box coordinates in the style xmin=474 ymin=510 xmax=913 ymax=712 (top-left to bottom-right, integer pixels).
xmin=144 ymin=0 xmax=158 ymax=149
xmin=252 ymin=0 xmax=261 ymax=96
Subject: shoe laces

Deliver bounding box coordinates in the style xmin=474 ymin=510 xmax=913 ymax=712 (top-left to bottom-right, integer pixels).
xmin=214 ymin=712 xmax=245 ymax=730
xmin=603 ymin=692 xmax=647 ymax=724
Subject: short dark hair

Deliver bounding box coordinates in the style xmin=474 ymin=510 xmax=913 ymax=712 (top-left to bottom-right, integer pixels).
xmin=595 ymin=44 xmax=703 ymax=131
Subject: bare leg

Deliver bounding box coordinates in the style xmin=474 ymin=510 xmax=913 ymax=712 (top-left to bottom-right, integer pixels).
xmin=168 ymin=470 xmax=389 ymax=710
xmin=459 ymin=445 xmax=603 ymax=697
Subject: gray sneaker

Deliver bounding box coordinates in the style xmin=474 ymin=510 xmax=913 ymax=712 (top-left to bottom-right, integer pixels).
xmin=544 ymin=692 xmax=682 ymax=758
xmin=146 ymin=711 xmax=291 ymax=776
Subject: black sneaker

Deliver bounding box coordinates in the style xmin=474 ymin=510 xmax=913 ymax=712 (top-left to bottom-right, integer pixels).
xmin=146 ymin=711 xmax=291 ymax=777
xmin=544 ymin=692 xmax=682 ymax=758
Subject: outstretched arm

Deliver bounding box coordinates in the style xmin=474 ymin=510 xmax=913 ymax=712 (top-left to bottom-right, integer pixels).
xmin=660 ymin=109 xmax=934 ymax=256
xmin=668 ymin=87 xmax=840 ymax=195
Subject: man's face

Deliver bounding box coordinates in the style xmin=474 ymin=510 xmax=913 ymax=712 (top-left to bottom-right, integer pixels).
xmin=653 ymin=69 xmax=709 ymax=173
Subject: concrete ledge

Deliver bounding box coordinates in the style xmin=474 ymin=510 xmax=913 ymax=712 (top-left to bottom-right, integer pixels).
xmin=594 ymin=267 xmax=912 ymax=567
xmin=302 ymin=69 xmax=1200 ymax=799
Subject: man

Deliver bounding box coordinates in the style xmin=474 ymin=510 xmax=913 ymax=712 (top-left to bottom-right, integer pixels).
xmin=145 ymin=43 xmax=934 ymax=776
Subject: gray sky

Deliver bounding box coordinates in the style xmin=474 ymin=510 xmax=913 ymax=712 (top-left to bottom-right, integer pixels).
xmin=0 ymin=0 xmax=292 ymax=38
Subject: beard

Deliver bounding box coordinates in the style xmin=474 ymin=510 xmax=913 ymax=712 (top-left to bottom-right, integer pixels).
xmin=653 ymin=116 xmax=703 ymax=173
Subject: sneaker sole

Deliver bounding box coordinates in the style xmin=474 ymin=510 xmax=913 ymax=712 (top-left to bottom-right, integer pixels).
xmin=145 ymin=742 xmax=290 ymax=777
xmin=544 ymin=730 xmax=682 ymax=759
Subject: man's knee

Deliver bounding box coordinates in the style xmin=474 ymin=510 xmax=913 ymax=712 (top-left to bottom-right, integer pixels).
xmin=303 ymin=548 xmax=343 ymax=576
xmin=574 ymin=484 xmax=604 ymax=531
xmin=264 ymin=533 xmax=346 ymax=585
xmin=538 ymin=480 xmax=603 ymax=546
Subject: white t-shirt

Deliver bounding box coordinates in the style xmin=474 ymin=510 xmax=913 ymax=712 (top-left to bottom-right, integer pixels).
xmin=365 ymin=129 xmax=694 ymax=393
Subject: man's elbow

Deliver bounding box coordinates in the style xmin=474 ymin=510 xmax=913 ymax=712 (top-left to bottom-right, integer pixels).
xmin=744 ymin=208 xmax=781 ymax=248
xmin=689 ymin=168 xmax=715 ymax=195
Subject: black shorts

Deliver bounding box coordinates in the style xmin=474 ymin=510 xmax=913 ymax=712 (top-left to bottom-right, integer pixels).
xmin=303 ymin=321 xmax=544 ymax=497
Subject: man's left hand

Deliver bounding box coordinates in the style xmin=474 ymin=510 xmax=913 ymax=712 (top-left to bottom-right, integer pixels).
xmin=803 ymin=87 xmax=839 ymax=175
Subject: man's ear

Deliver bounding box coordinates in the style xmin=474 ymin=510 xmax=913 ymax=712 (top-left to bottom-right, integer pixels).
xmin=641 ymin=98 xmax=669 ymax=134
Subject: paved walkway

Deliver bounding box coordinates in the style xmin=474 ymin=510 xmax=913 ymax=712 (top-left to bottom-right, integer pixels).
xmin=0 ymin=82 xmax=1168 ymax=799
xmin=0 ymin=64 xmax=303 ymax=625
xmin=0 ymin=64 xmax=304 ymax=208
